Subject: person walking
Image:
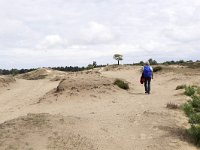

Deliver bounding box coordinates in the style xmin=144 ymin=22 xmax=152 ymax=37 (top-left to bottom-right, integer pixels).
xmin=142 ymin=61 xmax=153 ymax=94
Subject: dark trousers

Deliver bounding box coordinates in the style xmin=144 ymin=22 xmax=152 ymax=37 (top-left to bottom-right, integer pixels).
xmin=144 ymin=77 xmax=151 ymax=94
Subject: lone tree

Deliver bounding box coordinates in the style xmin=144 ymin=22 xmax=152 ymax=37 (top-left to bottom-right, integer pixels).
xmin=148 ymin=58 xmax=158 ymax=65
xmin=93 ymin=61 xmax=97 ymax=67
xmin=113 ymin=54 xmax=123 ymax=65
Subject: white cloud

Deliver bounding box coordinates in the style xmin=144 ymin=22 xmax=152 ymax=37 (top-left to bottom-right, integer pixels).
xmin=37 ymin=35 xmax=68 ymax=49
xmin=163 ymin=25 xmax=200 ymax=42
xmin=80 ymin=21 xmax=116 ymax=45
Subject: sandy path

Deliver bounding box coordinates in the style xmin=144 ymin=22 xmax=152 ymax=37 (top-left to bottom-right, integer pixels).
xmin=100 ymin=68 xmax=197 ymax=150
xmin=0 ymin=67 xmax=199 ymax=150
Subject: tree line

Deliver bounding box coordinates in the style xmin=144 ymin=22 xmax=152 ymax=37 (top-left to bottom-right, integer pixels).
xmin=0 ymin=58 xmax=199 ymax=76
xmin=0 ymin=64 xmax=106 ymax=76
xmin=134 ymin=59 xmax=200 ymax=66
xmin=0 ymin=68 xmax=36 ymax=75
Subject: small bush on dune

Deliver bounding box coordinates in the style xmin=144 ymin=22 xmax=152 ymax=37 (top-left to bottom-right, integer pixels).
xmin=176 ymin=84 xmax=187 ymax=90
xmin=153 ymin=66 xmax=162 ymax=72
xmin=114 ymin=79 xmax=129 ymax=90
xmin=188 ymin=125 xmax=200 ymax=145
xmin=185 ymin=86 xmax=196 ymax=96
xmin=183 ymin=103 xmax=195 ymax=117
xmin=190 ymin=95 xmax=200 ymax=109
xmin=184 ymin=94 xmax=200 ymax=124
xmin=189 ymin=113 xmax=200 ymax=124
xmin=182 ymin=85 xmax=200 ymax=146
xmin=197 ymin=87 xmax=200 ymax=95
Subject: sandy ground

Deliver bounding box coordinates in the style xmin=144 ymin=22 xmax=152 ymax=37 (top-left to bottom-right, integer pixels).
xmin=0 ymin=66 xmax=199 ymax=150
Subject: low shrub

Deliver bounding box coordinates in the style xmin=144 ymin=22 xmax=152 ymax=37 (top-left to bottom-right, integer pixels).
xmin=190 ymin=95 xmax=200 ymax=109
xmin=183 ymin=96 xmax=200 ymax=116
xmin=183 ymin=103 xmax=195 ymax=117
xmin=176 ymin=84 xmax=187 ymax=90
xmin=182 ymin=85 xmax=200 ymax=146
xmin=185 ymin=86 xmax=196 ymax=96
xmin=189 ymin=113 xmax=200 ymax=124
xmin=153 ymin=66 xmax=162 ymax=72
xmin=114 ymin=79 xmax=129 ymax=90
xmin=197 ymin=87 xmax=200 ymax=95
xmin=188 ymin=125 xmax=200 ymax=145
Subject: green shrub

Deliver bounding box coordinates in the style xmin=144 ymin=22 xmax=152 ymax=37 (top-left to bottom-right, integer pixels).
xmin=189 ymin=113 xmax=200 ymax=124
xmin=153 ymin=66 xmax=162 ymax=72
xmin=191 ymin=95 xmax=200 ymax=108
xmin=188 ymin=125 xmax=200 ymax=145
xmin=114 ymin=79 xmax=129 ymax=90
xmin=185 ymin=86 xmax=196 ymax=96
xmin=176 ymin=84 xmax=187 ymax=90
xmin=182 ymin=85 xmax=200 ymax=146
xmin=197 ymin=87 xmax=200 ymax=95
xmin=183 ymin=103 xmax=195 ymax=117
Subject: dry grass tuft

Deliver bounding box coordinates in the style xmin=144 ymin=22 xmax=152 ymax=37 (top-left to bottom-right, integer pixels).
xmin=166 ymin=102 xmax=179 ymax=109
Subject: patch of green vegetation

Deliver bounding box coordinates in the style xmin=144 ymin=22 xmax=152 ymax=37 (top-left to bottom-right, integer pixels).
xmin=197 ymin=87 xmax=200 ymax=95
xmin=184 ymin=86 xmax=196 ymax=96
xmin=182 ymin=86 xmax=200 ymax=145
xmin=188 ymin=125 xmax=200 ymax=146
xmin=189 ymin=113 xmax=200 ymax=124
xmin=190 ymin=95 xmax=200 ymax=109
xmin=153 ymin=66 xmax=162 ymax=72
xmin=183 ymin=102 xmax=195 ymax=117
xmin=114 ymin=79 xmax=129 ymax=90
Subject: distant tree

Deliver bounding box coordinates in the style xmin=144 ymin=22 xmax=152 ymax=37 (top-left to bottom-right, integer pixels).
xmin=163 ymin=60 xmax=178 ymax=65
xmin=170 ymin=60 xmax=175 ymax=64
xmin=87 ymin=64 xmax=94 ymax=70
xmin=139 ymin=61 xmax=144 ymax=66
xmin=10 ymin=69 xmax=19 ymax=75
xmin=113 ymin=54 xmax=123 ymax=65
xmin=148 ymin=58 xmax=158 ymax=65
xmin=187 ymin=60 xmax=193 ymax=63
xmin=178 ymin=60 xmax=185 ymax=64
xmin=2 ymin=69 xmax=10 ymax=75
xmin=93 ymin=61 xmax=97 ymax=68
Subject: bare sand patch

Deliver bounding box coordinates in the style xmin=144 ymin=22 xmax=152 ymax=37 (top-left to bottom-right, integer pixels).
xmin=0 ymin=113 xmax=96 ymax=150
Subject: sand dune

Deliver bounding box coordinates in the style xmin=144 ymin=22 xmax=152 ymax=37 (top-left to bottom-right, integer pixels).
xmin=0 ymin=76 xmax=15 ymax=87
xmin=17 ymin=68 xmax=66 ymax=80
xmin=0 ymin=65 xmax=199 ymax=150
xmin=38 ymin=70 xmax=119 ymax=103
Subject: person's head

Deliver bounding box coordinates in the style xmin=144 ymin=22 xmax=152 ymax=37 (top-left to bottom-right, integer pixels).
xmin=145 ymin=61 xmax=150 ymax=66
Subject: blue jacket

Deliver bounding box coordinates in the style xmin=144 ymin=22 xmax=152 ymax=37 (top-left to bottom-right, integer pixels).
xmin=143 ymin=65 xmax=152 ymax=78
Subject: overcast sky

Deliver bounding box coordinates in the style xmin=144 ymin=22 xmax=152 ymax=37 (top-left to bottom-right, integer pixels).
xmin=0 ymin=0 xmax=200 ymax=69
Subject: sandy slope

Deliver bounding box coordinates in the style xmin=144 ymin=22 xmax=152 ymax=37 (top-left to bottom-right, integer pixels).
xmin=0 ymin=79 xmax=60 ymax=123
xmin=0 ymin=66 xmax=199 ymax=150
xmin=0 ymin=75 xmax=15 ymax=87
